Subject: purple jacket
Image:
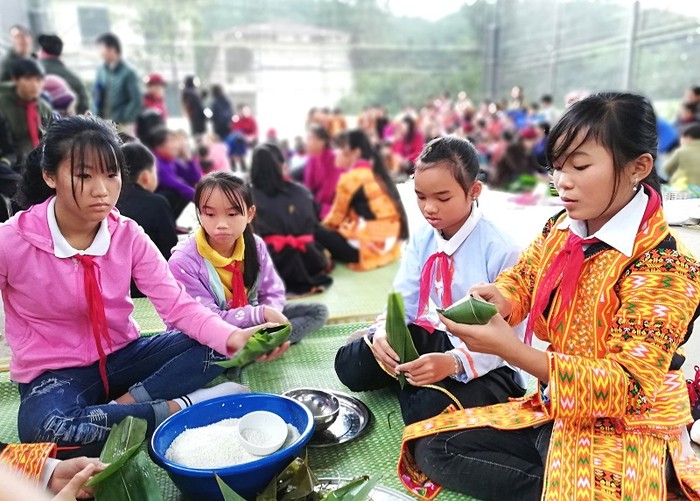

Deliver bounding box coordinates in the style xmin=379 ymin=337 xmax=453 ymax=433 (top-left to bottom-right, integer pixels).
xmin=303 ymin=148 xmax=343 ymax=219
xmin=168 ymin=233 xmax=286 ymax=328
xmin=155 ymin=153 xmax=202 ymax=200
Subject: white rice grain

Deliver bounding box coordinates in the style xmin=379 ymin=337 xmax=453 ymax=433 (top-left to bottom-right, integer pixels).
xmin=165 ymin=418 xmax=300 ymax=469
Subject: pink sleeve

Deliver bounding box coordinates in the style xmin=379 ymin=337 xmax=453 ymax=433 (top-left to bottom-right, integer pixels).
xmin=130 ymin=224 xmax=237 ymax=356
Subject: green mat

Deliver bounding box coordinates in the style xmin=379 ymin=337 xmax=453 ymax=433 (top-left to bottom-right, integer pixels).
xmin=0 ymin=323 xmax=470 ymax=500
xmin=132 ymin=261 xmax=399 ymax=334
xmin=288 ymin=262 xmax=399 ymax=323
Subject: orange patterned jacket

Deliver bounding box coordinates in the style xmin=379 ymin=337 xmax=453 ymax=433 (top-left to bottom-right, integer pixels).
xmin=0 ymin=442 xmax=57 ymax=483
xmin=399 ymin=203 xmax=700 ymax=500
xmin=322 ymin=164 xmax=402 ymax=271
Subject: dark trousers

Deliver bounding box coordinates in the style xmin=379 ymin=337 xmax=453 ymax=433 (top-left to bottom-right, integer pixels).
xmin=334 ymin=324 xmax=525 ymax=425
xmin=414 ymin=423 xmax=553 ymax=501
xmin=315 ymin=225 xmax=359 ymax=264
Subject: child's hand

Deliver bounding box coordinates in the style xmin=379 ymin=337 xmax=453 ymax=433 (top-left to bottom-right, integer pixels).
xmin=395 ymin=353 xmax=456 ymax=386
xmin=263 ymin=306 xmax=288 ymax=325
xmin=371 ymin=328 xmax=400 ymax=371
xmin=255 ymin=341 xmax=290 ymax=362
xmin=438 ymin=311 xmax=517 ymax=358
xmin=226 ymin=323 xmax=278 ymax=352
xmin=469 ymin=283 xmax=512 ymax=318
xmin=50 ymin=458 xmax=106 ymax=500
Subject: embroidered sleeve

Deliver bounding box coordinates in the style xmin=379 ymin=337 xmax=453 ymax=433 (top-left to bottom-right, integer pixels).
xmin=322 ymin=171 xmax=360 ymax=229
xmin=548 ymin=249 xmax=700 ymax=419
xmin=0 ymin=442 xmax=56 ymax=483
xmin=494 ymin=216 xmax=557 ymax=326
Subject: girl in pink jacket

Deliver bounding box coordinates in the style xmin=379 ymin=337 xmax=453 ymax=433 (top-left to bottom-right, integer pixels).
xmin=0 ymin=115 xmax=287 ymax=457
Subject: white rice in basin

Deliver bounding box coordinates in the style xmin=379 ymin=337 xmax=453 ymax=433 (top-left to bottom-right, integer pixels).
xmin=165 ymin=418 xmax=301 ymax=469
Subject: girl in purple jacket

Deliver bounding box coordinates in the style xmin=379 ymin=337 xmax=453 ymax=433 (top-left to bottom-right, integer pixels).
xmin=169 ymin=172 xmax=328 ymax=344
xmin=0 ymin=116 xmax=287 ymax=457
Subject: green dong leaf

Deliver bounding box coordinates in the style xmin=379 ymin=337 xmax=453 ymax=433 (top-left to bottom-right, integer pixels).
xmin=217 ymin=323 xmax=291 ymax=368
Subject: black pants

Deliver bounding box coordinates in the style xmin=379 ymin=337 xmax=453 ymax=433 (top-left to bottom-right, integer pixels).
xmin=157 ymin=188 xmax=190 ymax=221
xmin=334 ymin=324 xmax=525 ymax=425
xmin=315 ymin=225 xmax=359 ymax=264
xmin=414 ymin=422 xmax=553 ymax=501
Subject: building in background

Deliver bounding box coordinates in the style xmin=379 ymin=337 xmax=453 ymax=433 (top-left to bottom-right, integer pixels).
xmin=209 ymin=20 xmax=353 ymax=139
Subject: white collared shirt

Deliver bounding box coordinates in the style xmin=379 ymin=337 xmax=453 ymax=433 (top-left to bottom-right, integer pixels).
xmin=434 ymin=203 xmax=483 ymax=256
xmin=47 ymin=197 xmax=111 ymax=258
xmin=556 ymin=188 xmax=648 ymax=257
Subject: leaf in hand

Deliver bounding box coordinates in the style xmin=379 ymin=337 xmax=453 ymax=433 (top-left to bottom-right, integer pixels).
xmin=217 ymin=323 xmax=292 ymax=368
xmin=94 ymin=417 xmax=162 ymax=501
xmin=437 ymin=295 xmax=498 ymax=325
xmin=385 ymin=292 xmax=419 ymax=388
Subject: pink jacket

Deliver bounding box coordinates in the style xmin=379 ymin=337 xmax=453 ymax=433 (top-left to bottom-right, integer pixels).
xmin=303 ymin=148 xmax=343 ymax=219
xmin=0 ymin=197 xmax=239 ymax=383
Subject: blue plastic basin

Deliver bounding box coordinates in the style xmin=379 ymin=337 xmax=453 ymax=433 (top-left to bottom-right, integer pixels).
xmin=149 ymin=393 xmax=314 ymax=500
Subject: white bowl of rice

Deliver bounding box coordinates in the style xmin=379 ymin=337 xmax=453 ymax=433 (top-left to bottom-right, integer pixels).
xmin=236 ymin=410 xmax=289 ymax=456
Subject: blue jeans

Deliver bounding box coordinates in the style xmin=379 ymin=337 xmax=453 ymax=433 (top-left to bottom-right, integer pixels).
xmin=17 ymin=331 xmax=227 ymax=458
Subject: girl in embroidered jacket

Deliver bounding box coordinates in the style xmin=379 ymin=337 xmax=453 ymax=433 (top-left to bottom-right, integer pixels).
xmin=0 ymin=116 xmax=285 ymax=458
xmin=316 ymin=128 xmax=409 ymax=271
xmin=397 ymin=93 xmax=700 ymax=501
xmin=335 ymin=136 xmax=527 ymax=426
xmin=169 ymin=172 xmax=328 ymax=345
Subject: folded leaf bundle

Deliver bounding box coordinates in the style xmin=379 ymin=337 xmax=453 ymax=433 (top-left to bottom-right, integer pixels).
xmin=94 ymin=416 xmax=163 ymax=501
xmin=437 ymin=295 xmax=498 ymax=325
xmin=217 ymin=323 xmax=291 ymax=369
xmin=385 ymin=292 xmax=419 ymax=388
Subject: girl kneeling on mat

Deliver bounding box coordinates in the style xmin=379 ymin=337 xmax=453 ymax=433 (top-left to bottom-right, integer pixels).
xmin=169 ymin=172 xmax=328 ymax=345
xmin=400 ymin=93 xmax=700 ymax=501
xmin=0 ymin=116 xmax=286 ymax=458
xmin=316 ymin=129 xmax=409 ymax=271
xmin=335 ymin=136 xmax=528 ymax=425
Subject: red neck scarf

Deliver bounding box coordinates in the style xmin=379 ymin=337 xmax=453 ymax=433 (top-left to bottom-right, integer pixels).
xmin=73 ymin=255 xmax=113 ymax=396
xmin=414 ymin=252 xmax=453 ymax=333
xmin=525 ymin=186 xmax=661 ymax=345
xmin=17 ymin=99 xmax=40 ymax=148
xmin=224 ymin=261 xmax=248 ymax=308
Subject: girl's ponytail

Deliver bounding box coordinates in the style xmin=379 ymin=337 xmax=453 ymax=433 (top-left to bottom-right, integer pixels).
xmin=14 ymin=146 xmax=54 ymax=210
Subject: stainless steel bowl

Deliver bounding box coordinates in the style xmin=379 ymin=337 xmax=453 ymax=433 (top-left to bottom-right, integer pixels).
xmin=283 ymin=388 xmax=340 ymax=431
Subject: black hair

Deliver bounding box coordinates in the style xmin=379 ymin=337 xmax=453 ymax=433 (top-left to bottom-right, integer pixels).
xmin=546 ymin=92 xmax=661 ymax=208
xmin=683 ymin=124 xmax=700 ymax=140
xmin=541 ymin=94 xmax=553 ymax=104
xmin=183 ymin=75 xmax=197 ymax=89
xmin=415 ymin=136 xmax=481 ymax=195
xmin=402 ymin=115 xmax=417 ymax=143
xmin=11 ymin=58 xmax=44 ymax=79
xmin=250 ymin=143 xmax=287 ymax=197
xmin=145 ymin=126 xmax=170 ymax=150
xmin=211 ymin=84 xmax=224 ymax=98
xmin=691 ymin=87 xmax=700 ymax=98
xmin=308 ymin=123 xmax=331 ymax=148
xmin=16 ymin=115 xmax=126 ymax=209
xmin=194 ymin=172 xmax=259 ymax=288
xmin=122 ymin=142 xmax=155 ymax=184
xmin=335 ymin=129 xmax=409 ymax=240
xmin=38 ymin=34 xmax=63 ymax=56
xmin=96 ymin=33 xmax=121 ymax=55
